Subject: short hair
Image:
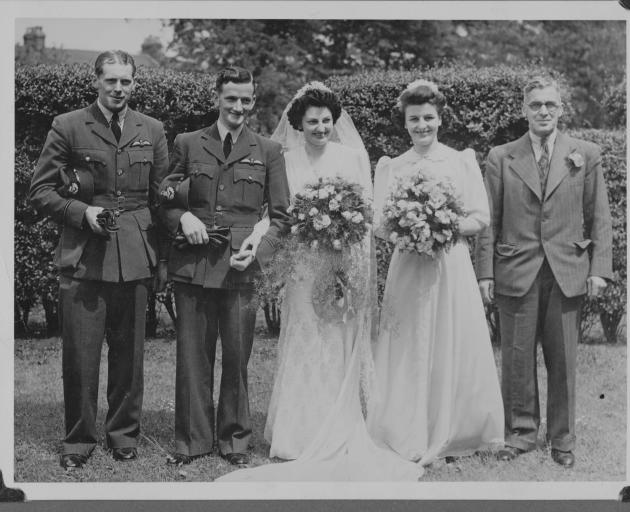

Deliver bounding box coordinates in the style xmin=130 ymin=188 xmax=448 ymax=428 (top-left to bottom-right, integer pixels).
xmin=94 ymin=50 xmax=136 ymax=78
xmin=394 ymin=81 xmax=446 ymax=126
xmin=523 ymin=76 xmax=562 ymax=99
xmin=215 ymin=66 xmax=256 ymax=93
xmin=286 ymin=88 xmax=343 ymax=130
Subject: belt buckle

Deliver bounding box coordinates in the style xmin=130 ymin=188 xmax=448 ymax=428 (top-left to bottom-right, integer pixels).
xmin=117 ymin=195 xmax=126 ymax=212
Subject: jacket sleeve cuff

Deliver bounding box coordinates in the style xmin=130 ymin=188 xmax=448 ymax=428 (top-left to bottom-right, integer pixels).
xmin=63 ymin=199 xmax=89 ymax=229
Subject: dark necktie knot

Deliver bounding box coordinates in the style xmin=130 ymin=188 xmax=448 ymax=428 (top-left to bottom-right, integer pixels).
xmin=223 ymin=132 xmax=233 ymax=158
xmin=111 ymin=112 xmax=121 ymax=142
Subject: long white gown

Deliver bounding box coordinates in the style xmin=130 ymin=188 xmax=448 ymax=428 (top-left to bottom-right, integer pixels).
xmin=217 ymin=141 xmax=423 ymax=481
xmin=367 ymin=143 xmax=504 ymax=465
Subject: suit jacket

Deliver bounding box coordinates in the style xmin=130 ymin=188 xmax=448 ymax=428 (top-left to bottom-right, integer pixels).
xmin=29 ymin=102 xmax=169 ymax=282
xmin=159 ymin=123 xmax=291 ymax=289
xmin=475 ymin=131 xmax=613 ymax=298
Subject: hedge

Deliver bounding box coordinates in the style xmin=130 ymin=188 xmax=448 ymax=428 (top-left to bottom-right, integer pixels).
xmin=15 ymin=64 xmax=625 ymax=342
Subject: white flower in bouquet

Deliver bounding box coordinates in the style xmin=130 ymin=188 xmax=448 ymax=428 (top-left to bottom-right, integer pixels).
xmin=335 ymin=193 xmax=343 ymax=202
xmin=298 ymin=212 xmax=306 ymax=220
xmin=341 ymin=210 xmax=353 ymax=220
xmin=321 ymin=214 xmax=332 ymax=227
xmin=325 ymin=184 xmax=336 ymax=195
xmin=332 ymin=239 xmax=342 ymax=250
xmin=429 ymin=189 xmax=447 ymax=208
xmin=435 ymin=209 xmax=452 ymax=224
xmin=351 ymin=212 xmax=364 ymax=224
xmin=311 ymin=240 xmax=319 ymax=249
xmin=329 ymin=198 xmax=341 ymax=211
xmin=291 ymin=225 xmax=299 ymax=234
xmin=318 ymin=188 xmax=330 ymax=200
xmin=309 ymin=207 xmax=319 ymax=217
xmin=389 ymin=232 xmax=399 ymax=243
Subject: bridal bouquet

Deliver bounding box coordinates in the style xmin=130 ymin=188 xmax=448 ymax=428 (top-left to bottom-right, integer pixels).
xmin=382 ymin=171 xmax=465 ymax=258
xmin=257 ymin=177 xmax=373 ymax=322
xmin=288 ymin=177 xmax=372 ymax=251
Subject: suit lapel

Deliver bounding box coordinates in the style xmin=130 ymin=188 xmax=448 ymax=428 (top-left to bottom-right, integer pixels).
xmin=508 ymin=133 xmax=542 ymax=202
xmin=226 ymin=126 xmax=255 ymax=165
xmin=201 ymin=124 xmax=226 ymax=162
xmin=86 ymin=102 xmax=117 ymax=146
xmin=118 ymin=109 xmax=142 ymax=149
xmin=544 ymin=132 xmax=575 ymax=200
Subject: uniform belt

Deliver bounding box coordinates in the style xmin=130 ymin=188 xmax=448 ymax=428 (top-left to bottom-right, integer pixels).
xmin=189 ymin=211 xmax=261 ymax=228
xmin=91 ymin=195 xmax=148 ymax=212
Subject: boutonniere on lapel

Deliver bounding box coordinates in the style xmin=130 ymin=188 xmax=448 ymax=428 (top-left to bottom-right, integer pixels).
xmin=239 ymin=157 xmax=264 ymax=166
xmin=130 ymin=138 xmax=153 ymax=148
xmin=566 ymin=150 xmax=584 ymax=169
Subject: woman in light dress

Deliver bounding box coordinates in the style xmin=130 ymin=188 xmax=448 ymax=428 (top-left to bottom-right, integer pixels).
xmin=217 ymin=83 xmax=422 ymax=481
xmin=367 ymin=80 xmax=504 ymax=465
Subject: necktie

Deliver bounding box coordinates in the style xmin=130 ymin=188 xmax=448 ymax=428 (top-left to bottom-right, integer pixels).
xmin=223 ymin=132 xmax=232 ymax=159
xmin=111 ymin=111 xmax=121 ymax=142
xmin=538 ymin=136 xmax=550 ymax=191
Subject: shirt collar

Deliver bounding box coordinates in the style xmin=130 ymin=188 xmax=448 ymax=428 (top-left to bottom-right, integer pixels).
xmin=529 ymin=129 xmax=557 ymax=148
xmin=217 ymin=119 xmax=244 ymax=143
xmin=97 ymin=99 xmax=127 ymax=124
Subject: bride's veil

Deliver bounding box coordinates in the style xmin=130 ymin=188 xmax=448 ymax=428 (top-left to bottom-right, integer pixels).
xmin=270 ymin=81 xmax=379 ymax=413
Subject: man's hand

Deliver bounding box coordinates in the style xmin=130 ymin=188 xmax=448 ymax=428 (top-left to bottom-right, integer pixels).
xmin=180 ymin=211 xmax=209 ymax=245
xmin=479 ymin=278 xmax=495 ymax=305
xmin=587 ymin=276 xmax=607 ymax=298
xmin=239 ymin=231 xmax=264 ymax=257
xmin=230 ymin=249 xmax=255 ymax=272
xmin=84 ymin=206 xmax=106 ymax=235
xmin=155 ymin=261 xmax=168 ymax=292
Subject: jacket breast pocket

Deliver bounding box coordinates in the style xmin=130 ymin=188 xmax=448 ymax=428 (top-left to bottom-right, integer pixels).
xmin=188 ymin=163 xmax=218 ymax=208
xmin=128 ymin=149 xmax=154 ymax=191
xmin=73 ymin=148 xmax=108 ymax=193
xmin=234 ymin=165 xmax=265 ymax=205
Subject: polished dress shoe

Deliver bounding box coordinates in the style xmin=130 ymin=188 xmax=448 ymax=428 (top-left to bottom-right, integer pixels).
xmin=112 ymin=447 xmax=138 ymax=461
xmin=166 ymin=453 xmax=206 ymax=466
xmin=60 ymin=454 xmax=87 ymax=470
xmin=221 ymin=452 xmax=250 ymax=466
xmin=551 ymin=448 xmax=575 ymax=468
xmin=496 ymin=446 xmax=525 ymax=462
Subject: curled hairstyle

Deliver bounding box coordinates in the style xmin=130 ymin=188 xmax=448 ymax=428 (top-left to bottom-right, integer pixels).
xmin=286 ymin=88 xmax=343 ymax=131
xmin=215 ymin=66 xmax=256 ymax=93
xmin=393 ymin=81 xmax=446 ymax=127
xmin=94 ymin=50 xmax=136 ymax=78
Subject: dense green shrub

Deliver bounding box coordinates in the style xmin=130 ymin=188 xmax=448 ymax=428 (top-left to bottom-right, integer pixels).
xmin=15 ymin=64 xmax=218 ymax=148
xmin=328 ymin=64 xmax=576 ymax=168
xmin=602 ymin=80 xmax=626 ymax=130
xmin=569 ymin=129 xmax=626 ymax=343
xmin=15 ymin=64 xmax=625 ymax=342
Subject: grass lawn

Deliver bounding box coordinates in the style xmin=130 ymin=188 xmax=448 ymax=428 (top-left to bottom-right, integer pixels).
xmin=13 ymin=313 xmax=626 ymax=483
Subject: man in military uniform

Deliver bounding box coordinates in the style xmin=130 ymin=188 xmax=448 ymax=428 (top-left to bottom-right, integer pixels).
xmin=159 ymin=66 xmax=290 ymax=466
xmin=29 ymin=50 xmax=169 ymax=469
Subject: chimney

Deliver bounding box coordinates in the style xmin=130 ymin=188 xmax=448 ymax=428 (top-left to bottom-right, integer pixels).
xmin=23 ymin=26 xmax=45 ymax=52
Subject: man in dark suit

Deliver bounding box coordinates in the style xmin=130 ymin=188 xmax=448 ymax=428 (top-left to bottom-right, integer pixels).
xmin=476 ymin=76 xmax=613 ymax=468
xmin=159 ymin=66 xmax=291 ymax=466
xmin=29 ymin=50 xmax=169 ymax=469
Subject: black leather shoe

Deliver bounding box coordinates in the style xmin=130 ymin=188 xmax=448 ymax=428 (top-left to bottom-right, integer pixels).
xmin=496 ymin=446 xmax=525 ymax=462
xmin=60 ymin=454 xmax=87 ymax=470
xmin=221 ymin=452 xmax=250 ymax=466
xmin=551 ymin=448 xmax=575 ymax=468
xmin=166 ymin=453 xmax=206 ymax=466
xmin=112 ymin=447 xmax=138 ymax=461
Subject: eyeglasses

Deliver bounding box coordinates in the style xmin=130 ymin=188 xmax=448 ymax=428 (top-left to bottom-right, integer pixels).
xmin=527 ymin=101 xmax=561 ymax=113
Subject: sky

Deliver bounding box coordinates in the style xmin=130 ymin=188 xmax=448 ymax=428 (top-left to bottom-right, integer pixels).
xmin=15 ymin=18 xmax=174 ymax=54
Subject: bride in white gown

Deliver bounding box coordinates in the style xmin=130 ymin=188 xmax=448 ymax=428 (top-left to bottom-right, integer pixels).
xmin=217 ymin=83 xmax=423 ymax=481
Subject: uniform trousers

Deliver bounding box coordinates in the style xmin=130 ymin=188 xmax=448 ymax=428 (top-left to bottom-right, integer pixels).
xmin=59 ymin=275 xmax=149 ymax=456
xmin=496 ymin=259 xmax=582 ymax=452
xmin=173 ymin=282 xmax=257 ymax=456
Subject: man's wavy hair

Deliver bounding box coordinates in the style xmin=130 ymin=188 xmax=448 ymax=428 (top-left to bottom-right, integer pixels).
xmin=94 ymin=50 xmax=136 ymax=78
